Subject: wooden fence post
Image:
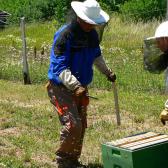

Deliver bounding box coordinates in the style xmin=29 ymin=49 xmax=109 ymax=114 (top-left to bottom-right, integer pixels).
xmin=165 ymin=1 xmax=168 ymax=93
xmin=167 ymin=0 xmax=168 ymax=20
xmin=20 ymin=17 xmax=31 ymax=84
xmin=165 ymin=69 xmax=168 ymax=94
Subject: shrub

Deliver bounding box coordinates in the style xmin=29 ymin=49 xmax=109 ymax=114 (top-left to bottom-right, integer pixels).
xmin=1 ymin=0 xmax=128 ymax=24
xmin=1 ymin=0 xmax=167 ymax=24
xmin=120 ymin=0 xmax=167 ymax=22
xmin=1 ymin=0 xmax=42 ymax=23
xmin=99 ymin=0 xmax=128 ymax=11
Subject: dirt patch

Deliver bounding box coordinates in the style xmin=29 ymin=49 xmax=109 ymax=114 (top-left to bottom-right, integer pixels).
xmin=0 ymin=127 xmax=21 ymax=137
xmin=0 ymin=138 xmax=19 ymax=157
xmin=32 ymin=153 xmax=57 ymax=167
xmin=0 ymin=118 xmax=8 ymax=123
xmin=0 ymin=99 xmax=49 ymax=109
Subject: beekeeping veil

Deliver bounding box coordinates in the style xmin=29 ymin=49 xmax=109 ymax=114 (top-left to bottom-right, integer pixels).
xmin=144 ymin=21 xmax=168 ymax=73
xmin=67 ymin=0 xmax=109 ymax=43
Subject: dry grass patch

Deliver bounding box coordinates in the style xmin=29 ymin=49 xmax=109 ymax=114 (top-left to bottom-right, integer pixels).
xmin=0 ymin=127 xmax=21 ymax=137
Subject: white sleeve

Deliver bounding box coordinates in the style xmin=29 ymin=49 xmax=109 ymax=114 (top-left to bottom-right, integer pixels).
xmin=165 ymin=99 xmax=168 ymax=109
xmin=94 ymin=55 xmax=112 ymax=76
xmin=59 ymin=69 xmax=81 ymax=91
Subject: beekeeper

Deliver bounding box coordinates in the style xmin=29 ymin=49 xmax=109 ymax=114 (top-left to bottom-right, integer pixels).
xmin=46 ymin=0 xmax=116 ymax=167
xmin=144 ymin=21 xmax=168 ymax=74
xmin=144 ymin=21 xmax=168 ymax=125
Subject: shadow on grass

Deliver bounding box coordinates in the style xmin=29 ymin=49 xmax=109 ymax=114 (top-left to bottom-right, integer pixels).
xmin=87 ymin=163 xmax=103 ymax=168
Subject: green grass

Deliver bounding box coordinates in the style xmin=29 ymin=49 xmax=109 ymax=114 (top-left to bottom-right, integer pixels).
xmin=0 ymin=15 xmax=168 ymax=167
xmin=0 ymin=79 xmax=168 ymax=167
xmin=0 ymin=15 xmax=165 ymax=93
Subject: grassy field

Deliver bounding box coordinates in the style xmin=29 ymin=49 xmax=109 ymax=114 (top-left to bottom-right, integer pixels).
xmin=0 ymin=80 xmax=168 ymax=168
xmin=1 ymin=16 xmax=168 ymax=167
xmin=0 ymin=16 xmax=165 ymax=91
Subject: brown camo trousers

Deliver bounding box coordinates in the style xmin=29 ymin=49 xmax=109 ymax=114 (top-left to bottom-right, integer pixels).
xmin=46 ymin=81 xmax=89 ymax=162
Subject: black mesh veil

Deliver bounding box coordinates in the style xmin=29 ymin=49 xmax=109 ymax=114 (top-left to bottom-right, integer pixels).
xmin=65 ymin=9 xmax=77 ymax=24
xmin=95 ymin=23 xmax=107 ymax=43
xmin=65 ymin=8 xmax=107 ymax=43
xmin=143 ymin=37 xmax=168 ymax=74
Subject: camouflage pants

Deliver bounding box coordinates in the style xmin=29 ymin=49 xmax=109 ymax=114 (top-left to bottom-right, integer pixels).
xmin=46 ymin=81 xmax=89 ymax=162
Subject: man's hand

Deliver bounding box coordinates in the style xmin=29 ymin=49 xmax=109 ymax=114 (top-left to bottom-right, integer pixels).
xmin=74 ymin=86 xmax=86 ymax=97
xmin=107 ymin=72 xmax=116 ymax=82
xmin=160 ymin=108 xmax=168 ymax=125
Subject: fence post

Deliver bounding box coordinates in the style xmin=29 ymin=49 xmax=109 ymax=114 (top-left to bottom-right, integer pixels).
xmin=20 ymin=17 xmax=31 ymax=84
xmin=165 ymin=1 xmax=168 ymax=93
xmin=165 ymin=69 xmax=168 ymax=94
xmin=167 ymin=0 xmax=168 ymax=20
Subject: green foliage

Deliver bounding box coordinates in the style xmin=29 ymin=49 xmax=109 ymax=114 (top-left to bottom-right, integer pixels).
xmin=1 ymin=0 xmax=128 ymax=24
xmin=98 ymin=0 xmax=127 ymax=11
xmin=1 ymin=0 xmax=166 ymax=23
xmin=1 ymin=0 xmax=42 ymax=23
xmin=1 ymin=0 xmax=72 ymax=24
xmin=0 ymin=78 xmax=167 ymax=167
xmin=0 ymin=16 xmax=166 ymax=93
xmin=120 ymin=0 xmax=167 ymax=22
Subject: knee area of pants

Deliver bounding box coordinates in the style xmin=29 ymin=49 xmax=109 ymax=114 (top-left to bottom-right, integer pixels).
xmin=68 ymin=121 xmax=82 ymax=134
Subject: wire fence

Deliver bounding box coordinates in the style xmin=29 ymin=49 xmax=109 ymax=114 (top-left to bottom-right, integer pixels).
xmin=0 ymin=9 xmax=167 ymax=93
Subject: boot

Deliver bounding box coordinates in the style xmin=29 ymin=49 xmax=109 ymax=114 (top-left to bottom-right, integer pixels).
xmin=57 ymin=159 xmax=86 ymax=168
xmin=57 ymin=160 xmax=71 ymax=168
xmin=70 ymin=160 xmax=87 ymax=168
